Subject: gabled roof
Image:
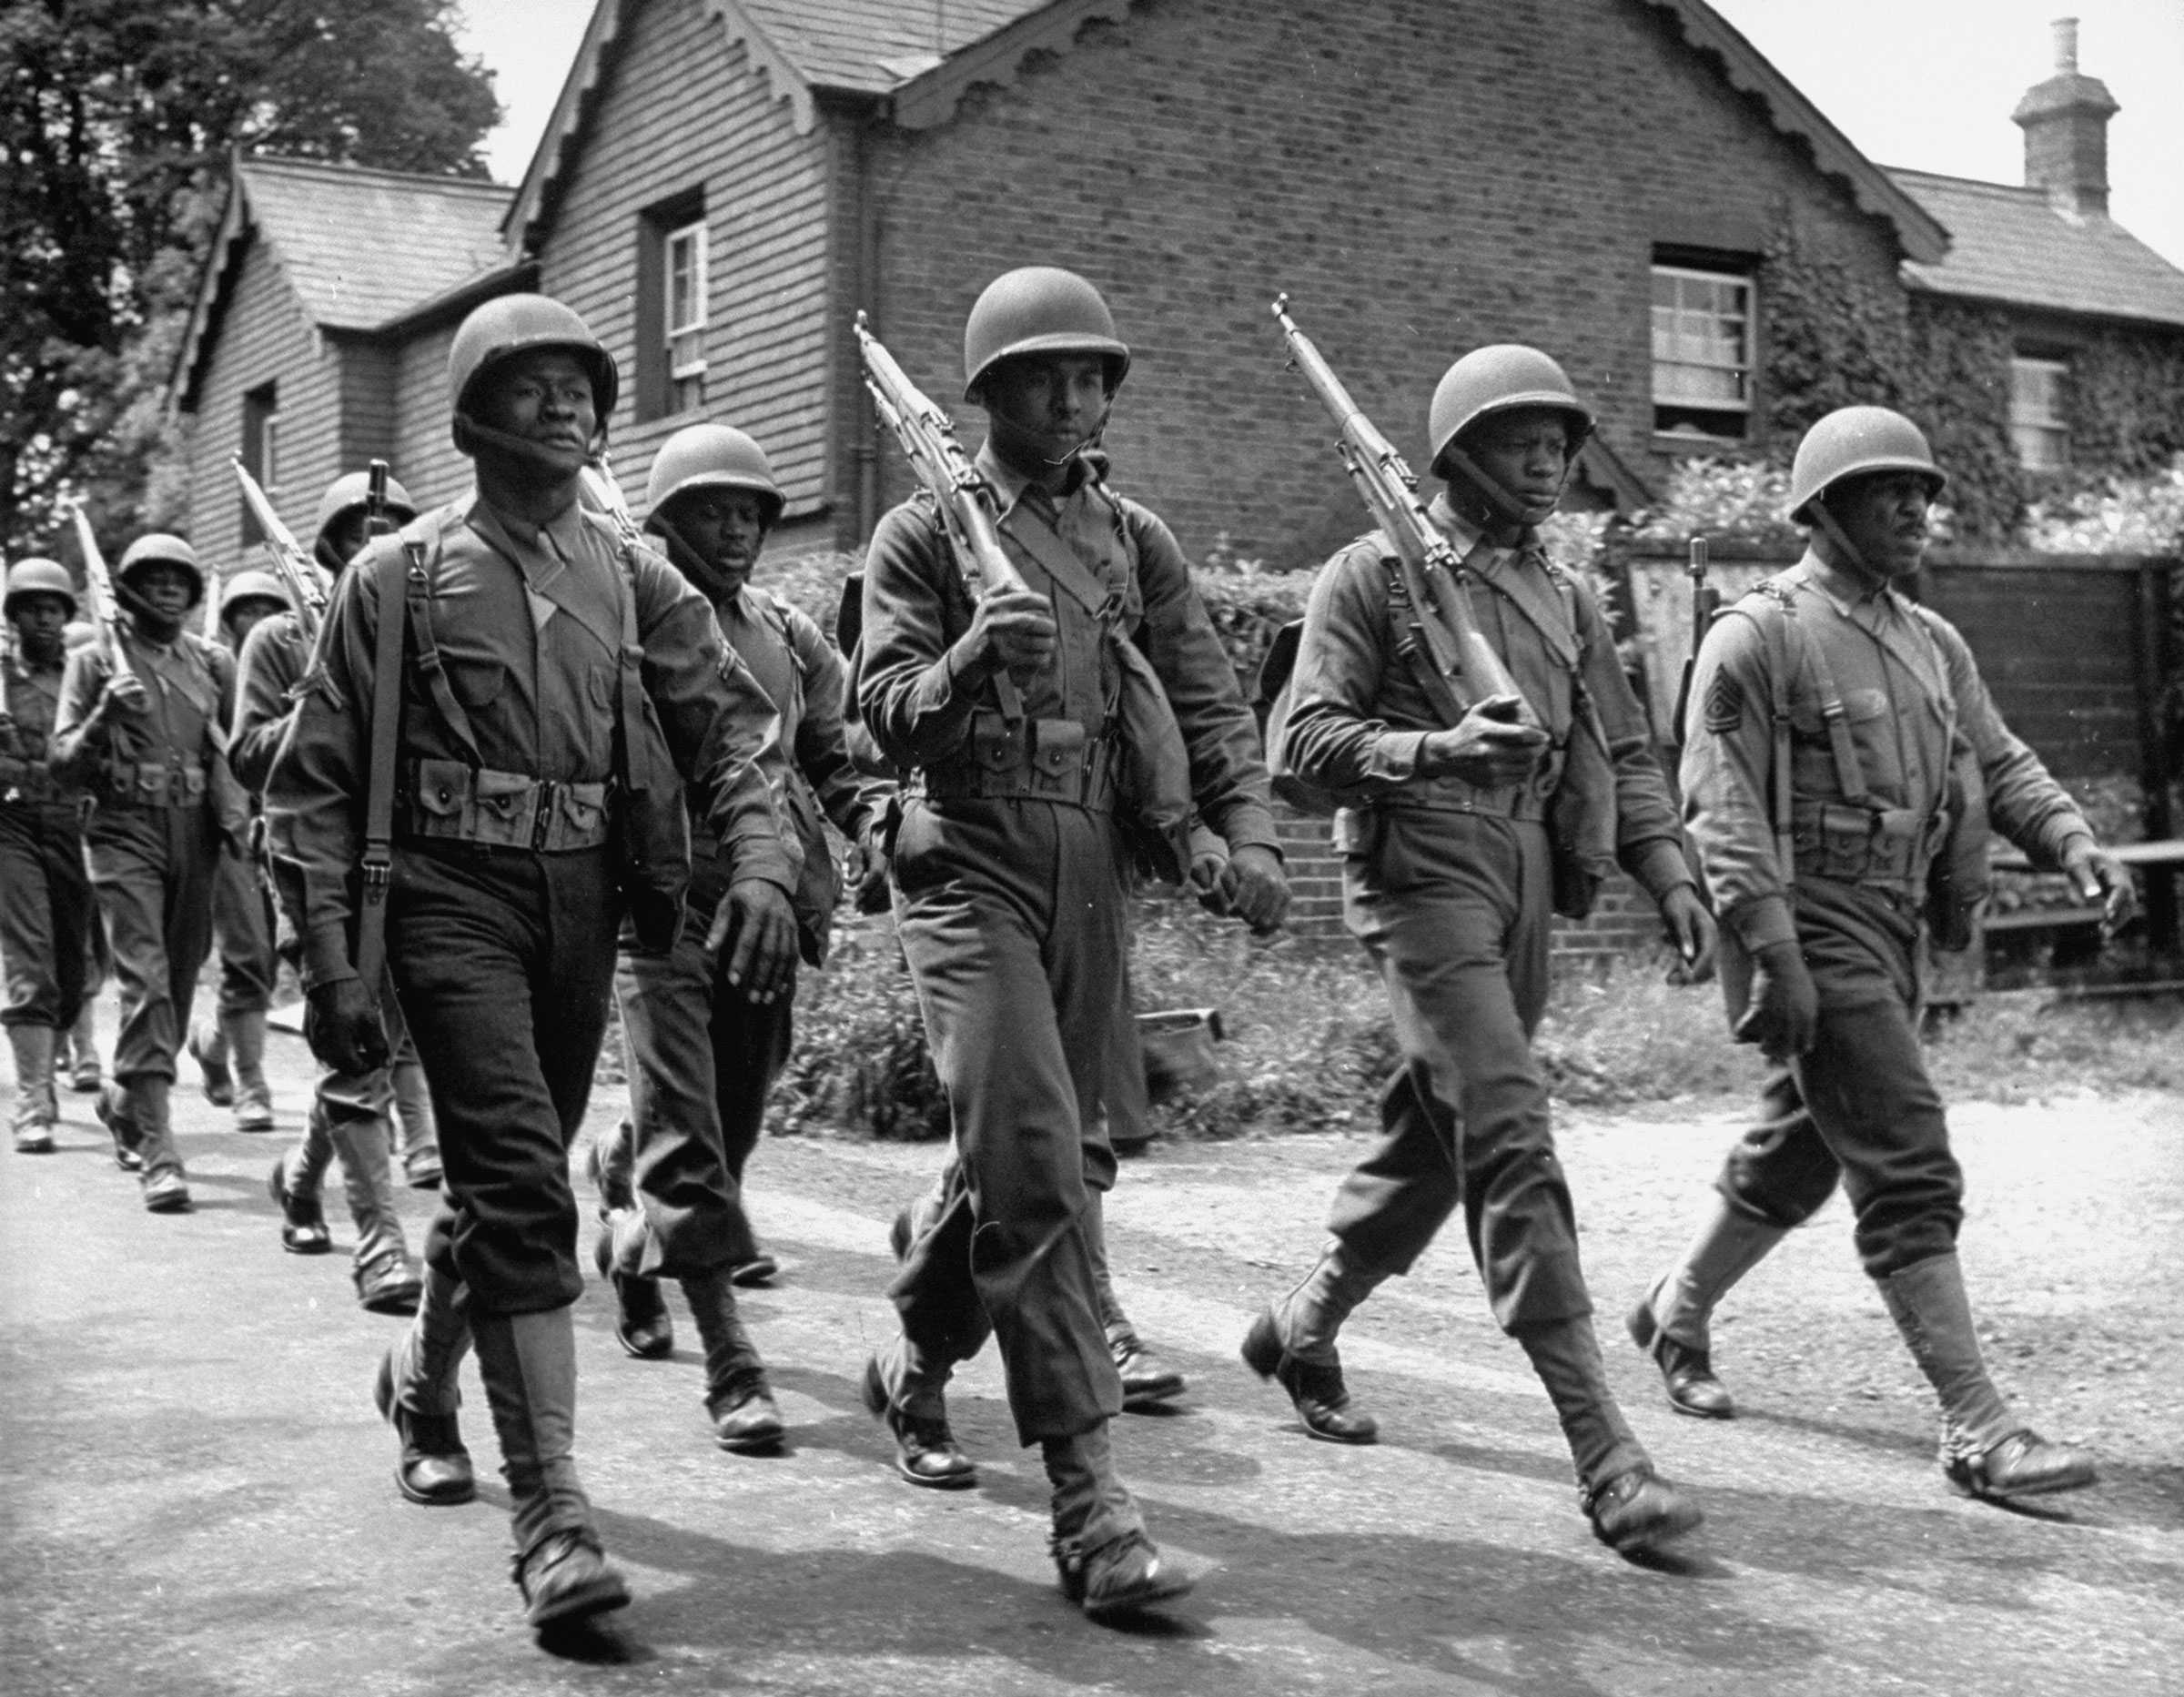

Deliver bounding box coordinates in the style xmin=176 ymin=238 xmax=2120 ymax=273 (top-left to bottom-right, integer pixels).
xmin=510 ymin=0 xmax=1946 ymax=267
xmin=174 ymin=156 xmax=515 ymax=410
xmin=1888 ymin=168 xmax=2184 ymax=331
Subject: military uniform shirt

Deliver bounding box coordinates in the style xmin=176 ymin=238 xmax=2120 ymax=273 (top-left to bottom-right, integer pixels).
xmin=1683 ymin=552 xmax=2092 ymax=951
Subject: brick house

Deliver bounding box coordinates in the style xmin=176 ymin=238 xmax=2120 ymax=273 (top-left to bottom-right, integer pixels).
xmin=173 ymin=0 xmax=1970 ymax=570
xmin=165 ymin=0 xmax=2184 ymax=954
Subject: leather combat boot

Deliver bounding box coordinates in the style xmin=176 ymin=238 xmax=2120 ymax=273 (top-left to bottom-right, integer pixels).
xmin=65 ymin=1003 xmax=103 ymax=1092
xmin=682 ymin=1266 xmax=784 ymax=1453
xmin=860 ymin=1335 xmax=976 ymax=1489
xmin=1880 ymin=1252 xmax=2098 ymax=1502
xmin=268 ymin=1153 xmax=333 ymax=1253
xmin=187 ymin=1020 xmax=235 ymax=1107
xmin=9 ymin=1025 xmax=58 ymax=1153
xmin=96 ymin=1082 xmax=143 ymax=1171
xmin=1044 ymin=1422 xmax=1191 ymax=1622
xmin=1628 ymin=1197 xmax=1789 ymax=1419
xmin=391 ymin=1057 xmax=441 ymax=1188
xmin=320 ymin=1105 xmax=414 ymax=1308
xmin=355 ymin=1247 xmax=425 ymax=1316
xmin=470 ymin=1305 xmax=631 ymax=1629
xmin=1240 ymin=1241 xmax=1388 ymax=1443
xmin=592 ymin=1212 xmax=672 ymax=1359
xmin=1518 ymin=1316 xmax=1702 ymax=1558
xmin=584 ymin=1117 xmax=635 ymax=1213
xmin=373 ymin=1265 xmax=476 ymax=1506
xmin=131 ymin=1077 xmax=191 ymax=1212
xmin=1086 ymin=1191 xmax=1185 ymax=1410
xmin=226 ymin=1009 xmax=276 ymax=1131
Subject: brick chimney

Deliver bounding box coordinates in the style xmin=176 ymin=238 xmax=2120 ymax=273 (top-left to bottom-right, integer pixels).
xmin=2012 ymin=17 xmax=2119 ymax=217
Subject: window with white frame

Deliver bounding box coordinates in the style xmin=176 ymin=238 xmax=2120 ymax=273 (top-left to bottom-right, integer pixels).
xmin=1652 ymin=264 xmax=1754 ymax=440
xmin=665 ymin=217 xmax=708 ymax=414
xmin=2010 ymin=356 xmax=2069 ymax=470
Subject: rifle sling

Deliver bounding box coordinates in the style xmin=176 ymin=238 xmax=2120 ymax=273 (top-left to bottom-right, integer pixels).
xmin=356 ymin=542 xmax=410 ymax=995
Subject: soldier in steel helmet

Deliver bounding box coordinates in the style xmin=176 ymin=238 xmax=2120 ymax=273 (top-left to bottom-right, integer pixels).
xmin=51 ymin=532 xmax=248 ymax=1211
xmin=184 ymin=569 xmax=290 ymax=1136
xmin=1244 ymin=345 xmax=1716 ymax=1560
xmin=2 ymin=558 xmax=96 ymax=1154
xmin=856 ymin=265 xmax=1288 ymax=1621
xmin=1633 ymin=405 xmax=2132 ymax=1505
xmin=582 ymin=420 xmax=893 ymax=1456
xmin=230 ymin=470 xmax=435 ymax=1314
xmin=262 ymin=292 xmax=800 ymax=1630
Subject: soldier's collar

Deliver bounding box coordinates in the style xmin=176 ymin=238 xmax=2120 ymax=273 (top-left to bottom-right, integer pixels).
xmin=1427 ymin=494 xmax=1538 ymax=573
xmin=975 ymin=441 xmax=1087 ymax=520
xmin=1800 ymin=550 xmax=1901 ymax=617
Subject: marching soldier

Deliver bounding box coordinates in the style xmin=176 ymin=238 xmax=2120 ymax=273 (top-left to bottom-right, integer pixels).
xmin=858 ymin=267 xmax=1287 ymax=1620
xmin=587 ymin=421 xmax=893 ymax=1457
xmin=264 ymin=293 xmax=798 ymax=1630
xmin=52 ymin=533 xmax=246 ymax=1211
xmin=1244 ymin=346 xmax=1715 ymax=1558
xmin=187 ymin=570 xmax=289 ymax=1133
xmin=232 ymin=473 xmax=431 ymax=1313
xmin=1633 ymin=406 xmax=2132 ymax=1502
xmin=2 ymin=560 xmax=96 ymax=1153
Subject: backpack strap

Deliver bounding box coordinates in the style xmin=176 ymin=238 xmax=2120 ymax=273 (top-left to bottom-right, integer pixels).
xmin=398 ymin=510 xmax=484 ymax=768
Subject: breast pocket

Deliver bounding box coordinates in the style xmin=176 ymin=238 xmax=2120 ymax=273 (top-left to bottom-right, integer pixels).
xmin=445 ymin=656 xmax=506 ymax=709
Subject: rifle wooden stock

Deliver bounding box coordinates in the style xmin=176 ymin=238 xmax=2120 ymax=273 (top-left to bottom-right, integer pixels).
xmin=1270 ymin=294 xmax=1536 ymax=726
xmin=228 ymin=456 xmax=329 ymax=641
xmin=854 ymin=313 xmax=1032 ymax=603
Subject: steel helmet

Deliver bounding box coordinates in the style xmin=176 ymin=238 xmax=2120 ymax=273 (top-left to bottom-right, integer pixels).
xmin=4 ymin=558 xmax=78 ymax=620
xmin=218 ymin=570 xmax=291 ymax=621
xmin=447 ymin=293 xmax=619 ymax=449
xmin=644 ymin=424 xmax=785 ymax=529
xmin=1427 ymin=345 xmax=1594 ymax=475
xmin=1786 ymin=406 xmax=1946 ymax=522
xmin=962 ymin=267 xmax=1131 ymax=402
xmin=312 ymin=470 xmax=418 ymax=563
xmin=116 ymin=533 xmax=205 ymax=605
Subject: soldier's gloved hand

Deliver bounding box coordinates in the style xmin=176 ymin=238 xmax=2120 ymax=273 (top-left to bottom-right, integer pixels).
xmin=954 ymin=589 xmax=1057 ymax=682
xmin=710 ymin=878 xmax=797 ymax=1004
xmin=1659 ymin=884 xmax=1718 ymax=984
xmin=1220 ymin=843 xmax=1290 ymax=936
xmin=304 ymin=977 xmax=389 ymax=1075
xmin=1417 ymin=695 xmax=1550 ymax=788
xmin=100 ymin=671 xmax=149 ymax=717
xmin=2061 ymin=840 xmax=2137 ymax=936
xmin=1734 ymin=940 xmax=1816 ymax=1061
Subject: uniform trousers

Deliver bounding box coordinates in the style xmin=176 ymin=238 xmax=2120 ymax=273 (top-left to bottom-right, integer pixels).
xmin=888 ymin=795 xmax=1127 ymax=1442
xmin=1714 ymin=877 xmax=1962 ymax=1279
xmin=0 ymin=806 xmax=93 ymax=1031
xmin=84 ymin=807 xmax=219 ymax=1080
xmin=1326 ymin=809 xmax=1593 ymax=1331
xmin=386 ymin=843 xmax=619 ymax=1314
xmin=209 ymin=844 xmax=278 ymax=1018
xmin=609 ymin=916 xmax=777 ymax=1277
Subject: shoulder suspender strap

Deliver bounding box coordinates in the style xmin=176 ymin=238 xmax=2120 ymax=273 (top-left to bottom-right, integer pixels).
xmin=1735 ymin=587 xmax=1801 ymax=885
xmin=1382 ymin=553 xmax=1472 ymax=728
xmin=356 ymin=543 xmax=411 ymax=995
xmin=613 ymin=540 xmax=660 ymax=794
xmin=400 ymin=527 xmax=484 ymax=768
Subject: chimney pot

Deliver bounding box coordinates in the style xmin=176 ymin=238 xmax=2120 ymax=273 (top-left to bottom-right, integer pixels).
xmin=2052 ymin=16 xmax=2078 ymax=73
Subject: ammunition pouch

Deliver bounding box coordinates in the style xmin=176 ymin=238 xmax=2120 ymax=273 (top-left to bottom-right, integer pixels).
xmin=399 ymin=757 xmax=613 ymax=852
xmin=925 ymin=712 xmax=1120 ymax=809
xmin=0 ymin=755 xmax=59 ymax=803
xmin=102 ymin=759 xmax=207 ymax=810
xmin=1790 ymin=800 xmax=1944 ymax=892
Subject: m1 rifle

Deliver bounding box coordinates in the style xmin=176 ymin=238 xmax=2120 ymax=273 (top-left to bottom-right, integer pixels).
xmin=1270 ymin=293 xmax=1538 ymax=731
xmin=1672 ymin=534 xmax=1716 ymax=745
xmin=229 ymin=455 xmax=329 ymax=642
xmin=364 ymin=460 xmax=396 ymax=540
xmin=578 ymin=450 xmax=648 ymax=551
xmin=65 ymin=501 xmax=126 ymax=658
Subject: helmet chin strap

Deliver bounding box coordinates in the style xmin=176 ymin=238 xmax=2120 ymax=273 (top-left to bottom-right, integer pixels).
xmin=1805 ymin=496 xmax=1886 ymax=590
xmin=1438 ymin=444 xmax=1566 ymax=535
xmin=456 ymin=412 xmax=606 ymax=478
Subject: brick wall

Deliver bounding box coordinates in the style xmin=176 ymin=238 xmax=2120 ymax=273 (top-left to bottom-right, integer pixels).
xmin=857 ymin=0 xmax=1906 ymax=570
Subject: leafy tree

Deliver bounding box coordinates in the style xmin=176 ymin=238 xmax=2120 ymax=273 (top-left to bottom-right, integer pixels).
xmin=1 ymin=0 xmax=502 ymax=552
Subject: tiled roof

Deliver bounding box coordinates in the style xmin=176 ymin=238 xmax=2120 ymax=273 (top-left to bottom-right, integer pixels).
xmin=1890 ymin=167 xmax=2184 ymax=329
xmin=736 ymin=0 xmax=1042 ymax=93
xmin=238 ymin=157 xmax=512 ymax=331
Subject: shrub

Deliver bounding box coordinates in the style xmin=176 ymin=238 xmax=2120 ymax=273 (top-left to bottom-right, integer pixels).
xmin=771 ymin=913 xmax=951 ymax=1142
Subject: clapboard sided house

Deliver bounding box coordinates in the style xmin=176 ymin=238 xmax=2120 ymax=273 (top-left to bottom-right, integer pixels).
xmin=173 ymin=0 xmax=2184 ymax=576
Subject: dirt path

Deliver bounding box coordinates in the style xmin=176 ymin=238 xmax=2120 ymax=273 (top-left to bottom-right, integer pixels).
xmin=3 ymin=1012 xmax=2178 ymax=1696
